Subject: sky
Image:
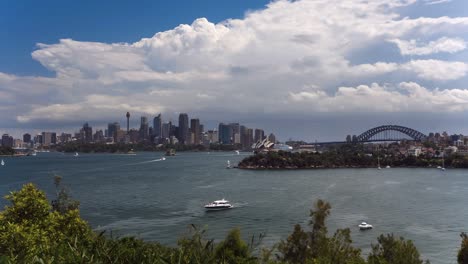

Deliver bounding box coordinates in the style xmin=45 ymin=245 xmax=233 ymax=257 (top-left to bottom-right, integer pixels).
xmin=1 ymin=0 xmax=468 ymax=141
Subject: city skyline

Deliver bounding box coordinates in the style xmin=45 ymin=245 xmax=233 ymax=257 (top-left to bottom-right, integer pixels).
xmin=1 ymin=0 xmax=468 ymax=141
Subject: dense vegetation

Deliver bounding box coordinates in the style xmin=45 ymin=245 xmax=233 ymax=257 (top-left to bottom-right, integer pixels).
xmin=55 ymin=142 xmax=242 ymax=153
xmin=1 ymin=180 xmax=467 ymax=263
xmin=239 ymin=145 xmax=468 ymax=169
xmin=0 ymin=147 xmax=14 ymax=156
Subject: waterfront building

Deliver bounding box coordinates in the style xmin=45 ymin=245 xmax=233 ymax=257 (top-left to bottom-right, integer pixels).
xmin=93 ymin=130 xmax=105 ymax=142
xmin=1 ymin=134 xmax=13 ymax=147
xmin=60 ymin=133 xmax=72 ymax=143
xmin=34 ymin=134 xmax=43 ymax=145
xmin=178 ymin=113 xmax=189 ymax=144
xmin=13 ymin=139 xmax=23 ymax=148
xmin=128 ymin=129 xmax=139 ymax=143
xmin=23 ymin=133 xmax=31 ymax=143
xmin=153 ymin=114 xmax=162 ymax=139
xmin=190 ymin=118 xmax=200 ymax=145
xmin=246 ymin=128 xmax=254 ymax=149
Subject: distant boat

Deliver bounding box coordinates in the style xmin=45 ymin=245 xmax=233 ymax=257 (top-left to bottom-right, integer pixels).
xmin=74 ymin=152 xmax=79 ymax=157
xmin=161 ymin=157 xmax=166 ymax=161
xmin=204 ymin=199 xmax=233 ymax=211
xmin=1 ymin=159 xmax=4 ymax=166
xmin=226 ymin=160 xmax=231 ymax=169
xmin=439 ymin=152 xmax=445 ymax=171
xmin=385 ymin=165 xmax=390 ymax=169
xmin=127 ymin=149 xmax=136 ymax=155
xmin=31 ymin=151 xmax=37 ymax=156
xmin=358 ymin=222 xmax=373 ymax=230
xmin=235 ymin=150 xmax=240 ymax=155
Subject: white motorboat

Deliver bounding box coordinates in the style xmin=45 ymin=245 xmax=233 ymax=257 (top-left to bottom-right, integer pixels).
xmin=358 ymin=222 xmax=373 ymax=230
xmin=226 ymin=160 xmax=231 ymax=169
xmin=74 ymin=152 xmax=79 ymax=157
xmin=1 ymin=159 xmax=4 ymax=166
xmin=235 ymin=150 xmax=240 ymax=155
xmin=204 ymin=199 xmax=233 ymax=210
xmin=161 ymin=157 xmax=166 ymax=161
xmin=386 ymin=165 xmax=390 ymax=169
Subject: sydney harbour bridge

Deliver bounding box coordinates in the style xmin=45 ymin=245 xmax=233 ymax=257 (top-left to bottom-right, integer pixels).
xmin=318 ymin=125 xmax=427 ymax=145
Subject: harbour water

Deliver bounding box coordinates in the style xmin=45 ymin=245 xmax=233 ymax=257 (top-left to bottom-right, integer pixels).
xmin=0 ymin=151 xmax=467 ymax=263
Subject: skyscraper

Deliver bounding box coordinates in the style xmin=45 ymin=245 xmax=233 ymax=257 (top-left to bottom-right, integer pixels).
xmin=254 ymin=129 xmax=265 ymax=142
xmin=23 ymin=133 xmax=31 ymax=143
xmin=218 ymin=123 xmax=232 ymax=144
xmin=162 ymin=122 xmax=171 ymax=139
xmin=108 ymin=122 xmax=120 ymax=141
xmin=153 ymin=114 xmax=162 ymax=139
xmin=1 ymin=134 xmax=13 ymax=147
xmin=82 ymin=123 xmax=93 ymax=143
xmin=139 ymin=116 xmax=149 ymax=141
xmin=178 ymin=113 xmax=189 ymax=144
xmin=190 ymin=118 xmax=200 ymax=145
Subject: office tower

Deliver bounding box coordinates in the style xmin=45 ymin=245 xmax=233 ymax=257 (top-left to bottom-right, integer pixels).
xmin=34 ymin=134 xmax=43 ymax=145
xmin=1 ymin=134 xmax=13 ymax=147
xmin=139 ymin=116 xmax=149 ymax=141
xmin=162 ymin=122 xmax=171 ymax=139
xmin=153 ymin=114 xmax=162 ymax=138
xmin=107 ymin=122 xmax=120 ymax=141
xmin=218 ymin=123 xmax=232 ymax=144
xmin=178 ymin=113 xmax=189 ymax=144
xmin=23 ymin=133 xmax=31 ymax=143
xmin=254 ymin=129 xmax=265 ymax=142
xmin=126 ymin=112 xmax=130 ymax=134
xmin=94 ymin=130 xmax=105 ymax=142
xmin=190 ymin=118 xmax=200 ymax=145
xmin=60 ymin=133 xmax=72 ymax=143
xmin=82 ymin=123 xmax=92 ymax=143
xmin=246 ymin=128 xmax=254 ymax=149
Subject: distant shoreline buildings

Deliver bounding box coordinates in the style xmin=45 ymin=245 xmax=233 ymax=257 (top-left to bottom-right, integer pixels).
xmin=0 ymin=112 xmax=277 ymax=150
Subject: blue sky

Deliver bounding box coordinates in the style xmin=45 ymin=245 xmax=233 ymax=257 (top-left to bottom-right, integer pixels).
xmin=1 ymin=0 xmax=468 ymax=141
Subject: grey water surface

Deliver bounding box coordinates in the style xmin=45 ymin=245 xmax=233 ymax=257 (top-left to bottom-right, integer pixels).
xmin=0 ymin=152 xmax=467 ymax=263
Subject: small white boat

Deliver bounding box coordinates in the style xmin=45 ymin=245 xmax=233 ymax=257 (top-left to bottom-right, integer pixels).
xmin=235 ymin=150 xmax=240 ymax=155
xmin=436 ymin=166 xmax=442 ymax=169
xmin=358 ymin=222 xmax=373 ymax=230
xmin=386 ymin=165 xmax=390 ymax=169
xmin=74 ymin=152 xmax=79 ymax=157
xmin=161 ymin=157 xmax=166 ymax=161
xmin=204 ymin=199 xmax=233 ymax=210
xmin=1 ymin=159 xmax=4 ymax=166
xmin=226 ymin=160 xmax=231 ymax=169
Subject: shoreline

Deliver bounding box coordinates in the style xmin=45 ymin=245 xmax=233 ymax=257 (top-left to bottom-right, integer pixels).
xmin=237 ymin=165 xmax=452 ymax=170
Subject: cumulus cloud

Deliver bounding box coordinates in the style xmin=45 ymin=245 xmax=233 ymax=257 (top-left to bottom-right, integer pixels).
xmin=1 ymin=0 xmax=468 ymax=131
xmin=390 ymin=37 xmax=467 ymax=55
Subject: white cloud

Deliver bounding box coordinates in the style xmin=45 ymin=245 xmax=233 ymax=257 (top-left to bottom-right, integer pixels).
xmin=2 ymin=0 xmax=468 ymax=130
xmin=390 ymin=37 xmax=467 ymax=55
xmin=402 ymin=60 xmax=468 ymax=81
xmin=289 ymin=82 xmax=468 ymax=112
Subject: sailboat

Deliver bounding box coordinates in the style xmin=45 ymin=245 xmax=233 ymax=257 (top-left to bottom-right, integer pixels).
xmin=377 ymin=147 xmax=381 ymax=170
xmin=74 ymin=152 xmax=79 ymax=157
xmin=226 ymin=160 xmax=231 ymax=169
xmin=440 ymin=152 xmax=445 ymax=171
xmin=1 ymin=159 xmax=4 ymax=166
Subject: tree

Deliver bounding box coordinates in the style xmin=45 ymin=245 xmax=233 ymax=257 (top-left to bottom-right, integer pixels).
xmin=368 ymin=234 xmax=428 ymax=264
xmin=458 ymin=232 xmax=468 ymax=264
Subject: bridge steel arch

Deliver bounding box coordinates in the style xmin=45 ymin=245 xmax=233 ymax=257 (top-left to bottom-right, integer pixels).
xmin=356 ymin=125 xmax=427 ymax=142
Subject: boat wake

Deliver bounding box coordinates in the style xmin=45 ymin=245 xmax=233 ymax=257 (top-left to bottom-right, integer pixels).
xmin=134 ymin=158 xmax=166 ymax=164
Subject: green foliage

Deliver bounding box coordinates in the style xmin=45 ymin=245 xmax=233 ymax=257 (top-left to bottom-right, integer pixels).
xmin=0 ymin=147 xmax=14 ymax=156
xmin=458 ymin=233 xmax=468 ymax=264
xmin=368 ymin=234 xmax=428 ymax=264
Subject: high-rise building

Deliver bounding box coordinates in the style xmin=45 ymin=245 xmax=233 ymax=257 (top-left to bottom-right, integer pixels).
xmin=34 ymin=134 xmax=43 ymax=145
xmin=23 ymin=133 xmax=31 ymax=143
xmin=254 ymin=129 xmax=265 ymax=142
xmin=218 ymin=123 xmax=232 ymax=144
xmin=94 ymin=130 xmax=105 ymax=142
xmin=153 ymin=114 xmax=162 ymax=138
xmin=246 ymin=128 xmax=254 ymax=149
xmin=82 ymin=123 xmax=93 ymax=143
xmin=41 ymin=132 xmax=54 ymax=146
xmin=108 ymin=122 xmax=120 ymax=141
xmin=178 ymin=113 xmax=189 ymax=144
xmin=1 ymin=134 xmax=13 ymax=147
xmin=139 ymin=116 xmax=149 ymax=141
xmin=162 ymin=122 xmax=171 ymax=139
xmin=190 ymin=118 xmax=200 ymax=145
